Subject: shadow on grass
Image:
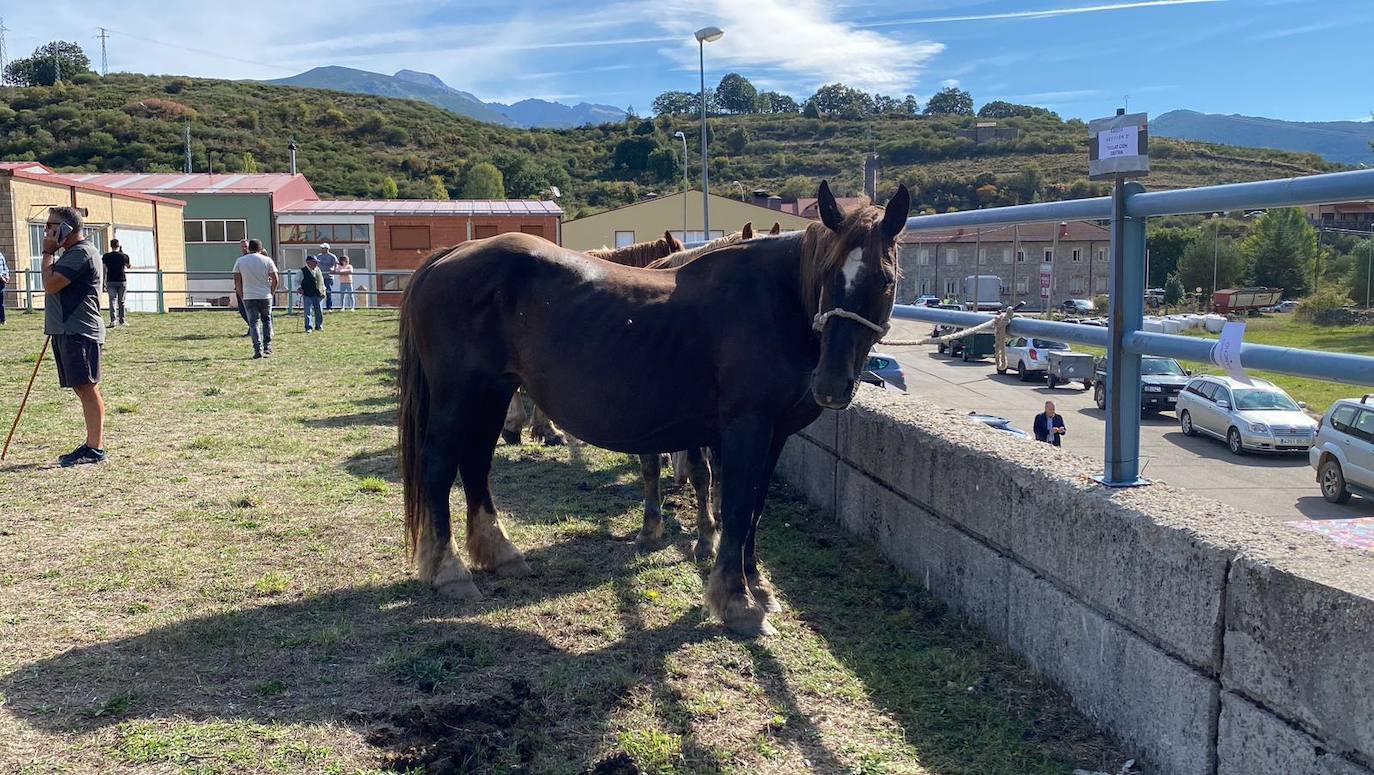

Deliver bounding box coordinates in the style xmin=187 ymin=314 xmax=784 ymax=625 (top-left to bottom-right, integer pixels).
xmin=302 ymin=409 xmax=397 ymax=428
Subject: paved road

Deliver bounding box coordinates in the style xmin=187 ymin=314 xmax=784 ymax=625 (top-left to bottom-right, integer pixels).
xmin=880 ymin=319 xmax=1373 ymax=524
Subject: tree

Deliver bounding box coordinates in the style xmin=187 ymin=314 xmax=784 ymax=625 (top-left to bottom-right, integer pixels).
xmin=977 ymin=100 xmax=1059 ymax=120
xmin=806 ymin=83 xmax=873 ymax=119
xmin=381 ymin=176 xmax=399 ymax=199
xmin=1146 ymin=226 xmax=1199 ymax=288
xmin=715 ymin=73 xmax=758 ymax=114
xmin=1005 ymin=164 xmax=1042 ymax=204
xmin=872 ymin=94 xmax=900 ymax=114
xmin=3 ymin=41 xmax=92 ymax=86
xmin=1243 ymin=207 xmax=1320 ymax=295
xmin=241 ymin=152 xmax=258 ymax=173
xmin=802 ymin=101 xmax=821 ymax=119
xmin=652 ymin=91 xmax=694 ymax=116
xmin=1347 ymin=239 xmax=1374 ymax=308
xmin=755 ymin=91 xmax=798 ymax=113
xmin=778 ymin=175 xmax=814 ymax=201
xmin=1163 ymin=273 xmax=1185 ymax=306
xmin=428 ymin=175 xmax=450 ymax=200
xmin=924 ymin=87 xmax=974 ymax=116
xmin=647 ymin=147 xmax=680 ymax=181
xmin=460 ymin=162 xmax=504 ymax=199
xmin=612 ymin=136 xmax=657 ymax=172
xmin=899 ymin=95 xmax=921 ymax=115
xmin=724 ymin=126 xmax=750 ymax=155
xmin=1177 ymin=235 xmax=1246 ymax=294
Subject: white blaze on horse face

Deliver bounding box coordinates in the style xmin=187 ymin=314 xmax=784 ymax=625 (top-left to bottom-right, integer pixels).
xmin=842 ymin=248 xmax=865 ymax=293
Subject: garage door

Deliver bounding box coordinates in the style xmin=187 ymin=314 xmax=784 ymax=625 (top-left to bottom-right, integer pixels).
xmin=114 ymin=227 xmax=157 ymax=313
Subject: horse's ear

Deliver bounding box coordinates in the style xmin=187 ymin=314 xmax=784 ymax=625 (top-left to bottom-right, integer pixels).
xmin=817 ymin=180 xmax=843 ymax=232
xmin=881 ymin=184 xmax=911 ymax=240
xmin=665 ymin=230 xmax=682 ymax=250
xmin=742 ymin=222 xmax=753 ymax=240
xmin=770 ymin=222 xmax=781 ymax=235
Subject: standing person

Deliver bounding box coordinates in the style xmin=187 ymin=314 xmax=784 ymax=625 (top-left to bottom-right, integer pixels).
xmin=102 ymin=238 xmax=132 ymax=327
xmin=335 ymin=255 xmax=356 ymax=310
xmin=233 ymin=238 xmax=278 ymax=359
xmin=299 ymin=255 xmax=325 ymax=332
xmin=41 ymin=207 xmax=107 ymax=466
xmin=1033 ymin=401 xmax=1067 ymax=446
xmin=235 ymin=239 xmax=252 ymax=337
xmin=0 ymin=248 xmax=9 ymax=325
xmin=314 ymin=242 xmax=338 ymax=312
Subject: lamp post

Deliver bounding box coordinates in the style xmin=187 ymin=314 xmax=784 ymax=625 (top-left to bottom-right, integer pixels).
xmin=673 ymin=131 xmax=689 ymax=241
xmin=695 ymin=26 xmax=723 ymax=240
xmin=731 ymin=180 xmax=745 ymax=201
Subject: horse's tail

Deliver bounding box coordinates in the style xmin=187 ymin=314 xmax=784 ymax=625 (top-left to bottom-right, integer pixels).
xmin=398 ymin=281 xmax=429 ymax=565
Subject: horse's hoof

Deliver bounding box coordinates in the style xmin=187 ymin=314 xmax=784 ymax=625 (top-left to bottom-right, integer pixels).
xmin=726 ymin=614 xmax=778 ymax=638
xmin=752 ymin=590 xmax=783 ymax=614
xmin=540 ymin=434 xmax=566 ymax=447
xmin=500 ymin=430 xmax=522 ymax=446
xmin=693 ymin=540 xmax=717 ymax=563
xmin=435 ymin=578 xmax=482 ymax=601
xmin=494 ymin=557 xmax=533 ymax=577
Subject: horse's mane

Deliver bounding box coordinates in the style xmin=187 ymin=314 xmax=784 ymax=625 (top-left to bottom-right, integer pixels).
xmin=643 ymin=231 xmax=746 ymax=270
xmin=799 ymin=204 xmax=890 ymax=318
xmin=587 ymin=232 xmax=683 ymax=268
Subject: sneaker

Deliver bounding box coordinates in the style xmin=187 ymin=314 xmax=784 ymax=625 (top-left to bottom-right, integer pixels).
xmin=253 ymin=351 xmax=263 ymax=359
xmin=59 ymin=444 xmax=107 ymax=467
xmin=304 ymin=329 xmax=312 ymax=334
xmin=264 ymin=346 xmax=273 ymax=356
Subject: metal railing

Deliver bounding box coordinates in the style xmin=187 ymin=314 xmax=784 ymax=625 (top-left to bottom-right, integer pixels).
xmin=7 ymin=269 xmax=416 ymax=313
xmin=894 ymin=169 xmax=1374 ymax=486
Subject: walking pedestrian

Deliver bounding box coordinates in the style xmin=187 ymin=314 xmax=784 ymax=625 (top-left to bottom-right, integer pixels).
xmin=300 ymin=255 xmax=325 ymax=332
xmin=1033 ymin=401 xmax=1067 ymax=446
xmin=314 ymin=243 xmax=338 ymax=311
xmin=41 ymin=207 xmax=108 ymax=466
xmin=102 ymin=238 xmax=132 ymax=327
xmin=234 ymin=238 xmax=278 ymax=359
xmin=335 ymin=255 xmax=356 ymax=310
xmin=0 ymin=248 xmax=10 ymax=325
xmin=235 ymin=239 xmax=252 ymax=337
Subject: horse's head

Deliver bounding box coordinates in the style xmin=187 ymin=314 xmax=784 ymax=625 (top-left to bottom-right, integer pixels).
xmin=663 ymin=230 xmax=685 ymax=254
xmin=808 ymin=180 xmax=909 ymax=410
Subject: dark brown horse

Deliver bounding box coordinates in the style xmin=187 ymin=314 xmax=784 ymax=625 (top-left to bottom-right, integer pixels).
xmin=399 ymin=181 xmax=909 ymax=636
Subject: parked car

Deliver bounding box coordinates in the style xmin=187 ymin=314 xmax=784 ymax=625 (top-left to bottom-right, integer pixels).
xmin=864 ymin=353 xmax=907 ymax=391
xmin=914 ymin=295 xmax=940 ymax=307
xmin=1275 ymin=300 xmax=1299 ymax=313
xmin=1176 ymin=375 xmax=1315 ymax=455
xmin=1309 ymin=395 xmax=1374 ymax=503
xmin=1061 ymin=298 xmax=1095 ymax=314
xmin=967 ymin=412 xmax=1030 ymax=439
xmin=998 ymin=337 xmax=1072 ymax=381
xmin=1091 ymin=356 xmax=1192 ymax=413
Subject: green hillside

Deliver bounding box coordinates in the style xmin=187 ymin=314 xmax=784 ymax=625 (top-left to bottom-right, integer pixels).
xmin=0 ymin=72 xmax=1343 ymax=217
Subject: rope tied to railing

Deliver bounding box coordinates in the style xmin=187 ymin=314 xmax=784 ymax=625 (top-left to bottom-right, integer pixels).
xmin=877 ymin=305 xmax=1018 ymax=349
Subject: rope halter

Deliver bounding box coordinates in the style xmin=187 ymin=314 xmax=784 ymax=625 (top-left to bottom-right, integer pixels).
xmin=812 ymin=307 xmax=891 ymax=337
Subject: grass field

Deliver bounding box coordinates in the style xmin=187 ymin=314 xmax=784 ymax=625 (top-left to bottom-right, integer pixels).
xmin=0 ymin=310 xmax=1137 ymax=774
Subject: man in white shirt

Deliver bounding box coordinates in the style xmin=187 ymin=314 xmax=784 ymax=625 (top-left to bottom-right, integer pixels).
xmin=233 ymin=239 xmax=279 ymax=359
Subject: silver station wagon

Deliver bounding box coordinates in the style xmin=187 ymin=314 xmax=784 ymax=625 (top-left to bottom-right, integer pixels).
xmin=1176 ymin=375 xmax=1316 ymax=455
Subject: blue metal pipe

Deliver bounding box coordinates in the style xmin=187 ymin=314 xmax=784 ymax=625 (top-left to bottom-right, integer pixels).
xmin=1125 ymin=331 xmax=1374 ymax=387
xmin=891 ymin=305 xmax=1110 ymax=347
xmin=903 ymin=197 xmax=1111 ymax=232
xmin=1127 ymin=169 xmax=1374 ymax=218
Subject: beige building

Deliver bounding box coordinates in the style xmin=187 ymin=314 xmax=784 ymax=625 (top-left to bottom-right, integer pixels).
xmin=562 ymin=190 xmax=814 ymax=251
xmin=1 ymin=162 xmax=187 ymax=312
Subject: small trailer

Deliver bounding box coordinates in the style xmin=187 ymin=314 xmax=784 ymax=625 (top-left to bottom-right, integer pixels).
xmin=1212 ymin=287 xmax=1282 ymax=315
xmin=1046 ymin=351 xmax=1095 ymax=389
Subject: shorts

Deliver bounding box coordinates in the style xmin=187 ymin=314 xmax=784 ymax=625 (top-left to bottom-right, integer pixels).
xmin=52 ymin=334 xmax=102 ymax=388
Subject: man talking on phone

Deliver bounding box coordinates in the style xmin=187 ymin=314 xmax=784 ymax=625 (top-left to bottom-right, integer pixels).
xmin=42 ymin=207 xmax=107 ymax=466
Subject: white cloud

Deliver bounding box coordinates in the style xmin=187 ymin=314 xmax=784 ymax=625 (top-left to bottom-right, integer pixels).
xmin=653 ymin=0 xmax=941 ymax=95
xmin=940 ymin=78 xmax=960 ymax=88
xmin=858 ymin=0 xmax=1224 ymax=27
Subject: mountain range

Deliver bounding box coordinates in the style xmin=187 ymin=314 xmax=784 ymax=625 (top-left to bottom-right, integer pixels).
xmin=265 ymin=66 xmax=627 ymax=129
xmin=1152 ymin=109 xmax=1374 ymax=166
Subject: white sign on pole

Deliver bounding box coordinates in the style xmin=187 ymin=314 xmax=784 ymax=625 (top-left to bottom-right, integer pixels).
xmin=1039 ymin=264 xmax=1052 ymax=299
xmin=1210 ymin=321 xmax=1251 ymax=385
xmin=1098 ymin=127 xmax=1138 ymax=160
xmin=1088 ymin=112 xmax=1149 ymax=180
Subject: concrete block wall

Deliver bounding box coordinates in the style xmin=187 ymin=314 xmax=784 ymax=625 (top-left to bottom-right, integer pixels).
xmin=774 ymin=386 xmax=1374 ymax=775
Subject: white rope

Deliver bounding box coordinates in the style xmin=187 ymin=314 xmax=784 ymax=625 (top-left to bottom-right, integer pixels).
xmin=812 ymin=308 xmax=891 ymax=336
xmin=877 ymin=306 xmax=1017 ymax=348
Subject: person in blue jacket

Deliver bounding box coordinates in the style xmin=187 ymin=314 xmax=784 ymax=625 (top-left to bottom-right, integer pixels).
xmin=1034 ymin=400 xmax=1067 ymax=446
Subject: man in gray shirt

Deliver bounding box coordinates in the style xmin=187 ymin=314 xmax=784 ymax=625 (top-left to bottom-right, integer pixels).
xmin=42 ymin=206 xmax=107 ymax=466
xmin=315 ymin=242 xmax=338 ymax=311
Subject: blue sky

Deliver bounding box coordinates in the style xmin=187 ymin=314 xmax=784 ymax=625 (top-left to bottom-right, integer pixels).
xmin=8 ymin=0 xmax=1371 ymax=121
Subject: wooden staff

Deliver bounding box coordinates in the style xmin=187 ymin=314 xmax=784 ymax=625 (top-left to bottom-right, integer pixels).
xmin=2 ymin=336 xmax=50 ymax=461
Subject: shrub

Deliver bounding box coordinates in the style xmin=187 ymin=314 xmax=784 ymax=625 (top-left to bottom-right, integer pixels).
xmin=1093 ymin=294 xmax=1109 ymax=313
xmin=1295 ymin=287 xmax=1354 ymax=325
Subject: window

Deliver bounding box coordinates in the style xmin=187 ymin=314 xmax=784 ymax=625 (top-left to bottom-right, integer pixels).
xmin=184 ymin=219 xmax=248 ymax=244
xmin=1094 ymin=277 xmax=1108 ymax=294
xmin=944 ymin=279 xmax=957 ymax=295
xmin=918 ymin=279 xmax=928 ymax=294
xmin=999 ymin=282 xmax=1010 ymax=295
xmin=1329 ymin=405 xmax=1359 ymax=432
xmin=390 ymin=225 xmax=432 ymax=250
xmin=1015 ymin=249 xmax=1026 ymax=263
xmin=1015 ymin=278 xmax=1029 ymax=294
xmin=473 ymin=224 xmax=498 ymax=239
xmin=1096 ymin=248 xmax=1106 ymax=262
xmin=978 ymin=248 xmax=986 ymax=262
xmin=521 ymin=225 xmax=545 ymax=238
xmin=944 ymin=248 xmax=958 ymax=265
xmin=1043 ymin=248 xmax=1054 ymax=263
xmin=1071 ymin=248 xmax=1082 ymax=262
xmin=1069 ymin=277 xmax=1085 ymax=294
xmin=351 ymin=224 xmax=370 ymax=242
xmin=1353 ymin=409 xmax=1374 ymax=441
xmin=917 ymin=248 xmax=929 ymax=266
xmin=615 ymin=230 xmax=636 ymax=247
xmin=1001 ymin=248 xmax=1012 ymax=264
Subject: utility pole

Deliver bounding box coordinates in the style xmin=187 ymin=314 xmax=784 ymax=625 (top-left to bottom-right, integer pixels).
xmin=0 ymin=18 xmax=10 ymax=87
xmin=97 ymin=28 xmax=110 ymax=76
xmin=52 ymin=41 xmax=60 ymax=83
xmin=183 ymin=121 xmax=193 ymax=173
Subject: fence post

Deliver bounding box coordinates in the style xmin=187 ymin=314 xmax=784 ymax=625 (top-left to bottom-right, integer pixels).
xmin=286 ymin=270 xmax=295 ymax=313
xmin=1100 ymin=179 xmax=1147 ymax=486
xmin=24 ymin=269 xmax=34 ymax=313
xmin=156 ymin=271 xmax=166 ymax=313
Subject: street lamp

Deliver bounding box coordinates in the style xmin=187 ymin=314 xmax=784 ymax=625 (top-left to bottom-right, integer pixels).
xmin=673 ymin=131 xmax=689 ymax=241
xmin=731 ymin=180 xmax=745 ymax=200
xmin=695 ymin=25 xmax=723 ymax=240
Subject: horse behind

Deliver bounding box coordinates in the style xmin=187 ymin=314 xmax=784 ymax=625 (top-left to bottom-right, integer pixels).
xmin=399 ymin=181 xmax=909 ymax=636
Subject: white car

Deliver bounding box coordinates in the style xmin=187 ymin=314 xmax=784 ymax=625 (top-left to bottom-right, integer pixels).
xmin=998 ymin=337 xmax=1071 ymax=382
xmin=1309 ymin=395 xmax=1374 ymax=503
xmin=1176 ymin=375 xmax=1316 ymax=455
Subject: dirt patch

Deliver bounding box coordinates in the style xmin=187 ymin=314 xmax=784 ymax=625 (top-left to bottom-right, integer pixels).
xmin=365 ymin=679 xmax=546 ymax=773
